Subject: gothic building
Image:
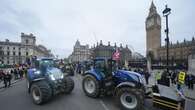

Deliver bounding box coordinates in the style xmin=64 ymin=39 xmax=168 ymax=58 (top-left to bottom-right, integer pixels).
xmin=146 ymin=1 xmax=161 ymax=60
xmin=69 ymin=40 xmax=91 ymax=63
xmin=146 ymin=2 xmax=195 ymax=65
xmin=91 ymin=40 xmax=132 ymax=65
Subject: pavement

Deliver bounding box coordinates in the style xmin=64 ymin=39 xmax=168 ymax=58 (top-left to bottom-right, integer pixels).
xmin=0 ymin=78 xmax=23 ymax=89
xmin=183 ymin=84 xmax=195 ymax=100
xmin=0 ymin=74 xmax=160 ymax=110
xmin=147 ymin=71 xmax=195 ymax=110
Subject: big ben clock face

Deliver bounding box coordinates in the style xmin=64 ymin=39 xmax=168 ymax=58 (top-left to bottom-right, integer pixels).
xmin=146 ymin=18 xmax=154 ymax=28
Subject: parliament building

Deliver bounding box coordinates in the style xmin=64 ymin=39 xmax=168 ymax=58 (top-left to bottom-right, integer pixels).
xmin=146 ymin=2 xmax=195 ymax=66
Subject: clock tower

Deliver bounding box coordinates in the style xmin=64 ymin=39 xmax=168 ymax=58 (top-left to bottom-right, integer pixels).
xmin=146 ymin=1 xmax=161 ymax=59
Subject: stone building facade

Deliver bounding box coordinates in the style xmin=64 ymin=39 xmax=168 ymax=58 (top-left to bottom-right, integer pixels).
xmin=0 ymin=33 xmax=52 ymax=65
xmin=146 ymin=1 xmax=161 ymax=59
xmin=158 ymin=39 xmax=195 ymax=61
xmin=146 ymin=2 xmax=195 ymax=64
xmin=69 ymin=40 xmax=91 ymax=63
xmin=91 ymin=40 xmax=132 ymax=65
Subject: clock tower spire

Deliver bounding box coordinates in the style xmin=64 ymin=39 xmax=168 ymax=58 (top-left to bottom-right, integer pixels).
xmin=146 ymin=1 xmax=161 ymax=59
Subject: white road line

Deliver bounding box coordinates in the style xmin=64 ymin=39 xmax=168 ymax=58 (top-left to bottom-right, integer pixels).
xmin=100 ymin=100 xmax=110 ymax=110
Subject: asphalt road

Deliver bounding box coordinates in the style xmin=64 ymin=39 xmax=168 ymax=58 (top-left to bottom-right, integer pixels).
xmin=0 ymin=75 xmax=159 ymax=110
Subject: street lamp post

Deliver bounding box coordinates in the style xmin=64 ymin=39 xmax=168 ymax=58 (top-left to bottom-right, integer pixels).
xmin=163 ymin=5 xmax=171 ymax=73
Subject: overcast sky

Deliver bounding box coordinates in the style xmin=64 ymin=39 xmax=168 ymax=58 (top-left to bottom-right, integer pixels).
xmin=0 ymin=0 xmax=195 ymax=58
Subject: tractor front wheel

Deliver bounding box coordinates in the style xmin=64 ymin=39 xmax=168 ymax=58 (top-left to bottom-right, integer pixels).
xmin=63 ymin=77 xmax=74 ymax=94
xmin=30 ymin=81 xmax=52 ymax=105
xmin=116 ymin=87 xmax=144 ymax=110
xmin=82 ymin=74 xmax=100 ymax=98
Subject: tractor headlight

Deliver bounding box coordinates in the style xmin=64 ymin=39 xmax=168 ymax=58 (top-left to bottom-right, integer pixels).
xmin=60 ymin=74 xmax=64 ymax=79
xmin=34 ymin=70 xmax=41 ymax=75
xmin=49 ymin=74 xmax=56 ymax=80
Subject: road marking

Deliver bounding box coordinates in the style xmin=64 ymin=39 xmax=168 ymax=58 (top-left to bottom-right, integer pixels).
xmin=100 ymin=100 xmax=110 ymax=110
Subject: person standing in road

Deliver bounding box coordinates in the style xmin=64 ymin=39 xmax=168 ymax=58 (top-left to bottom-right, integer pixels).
xmin=0 ymin=69 xmax=4 ymax=82
xmin=188 ymin=74 xmax=194 ymax=90
xmin=6 ymin=70 xmax=12 ymax=87
xmin=144 ymin=69 xmax=150 ymax=85
xmin=3 ymin=70 xmax=8 ymax=88
xmin=14 ymin=68 xmax=18 ymax=80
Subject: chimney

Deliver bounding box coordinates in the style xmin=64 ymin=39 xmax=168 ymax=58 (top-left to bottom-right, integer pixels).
xmin=21 ymin=32 xmax=24 ymax=37
xmin=126 ymin=45 xmax=128 ymax=48
xmin=100 ymin=40 xmax=103 ymax=45
xmin=120 ymin=43 xmax=122 ymax=48
xmin=108 ymin=41 xmax=110 ymax=46
xmin=114 ymin=43 xmax=117 ymax=47
xmin=30 ymin=33 xmax=33 ymax=36
xmin=5 ymin=39 xmax=9 ymax=42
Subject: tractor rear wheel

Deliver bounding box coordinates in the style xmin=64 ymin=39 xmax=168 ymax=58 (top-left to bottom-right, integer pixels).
xmin=63 ymin=77 xmax=74 ymax=94
xmin=30 ymin=81 xmax=52 ymax=105
xmin=82 ymin=74 xmax=100 ymax=98
xmin=116 ymin=87 xmax=144 ymax=110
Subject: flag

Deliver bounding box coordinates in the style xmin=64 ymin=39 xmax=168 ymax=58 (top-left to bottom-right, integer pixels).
xmin=112 ymin=48 xmax=120 ymax=61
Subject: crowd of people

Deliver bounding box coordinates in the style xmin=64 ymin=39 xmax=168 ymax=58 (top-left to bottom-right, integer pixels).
xmin=0 ymin=66 xmax=28 ymax=88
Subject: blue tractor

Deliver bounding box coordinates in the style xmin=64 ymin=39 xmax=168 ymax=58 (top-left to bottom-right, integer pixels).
xmin=82 ymin=58 xmax=145 ymax=110
xmin=27 ymin=57 xmax=74 ymax=105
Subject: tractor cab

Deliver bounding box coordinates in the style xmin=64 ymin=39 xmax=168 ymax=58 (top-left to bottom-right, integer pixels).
xmin=83 ymin=58 xmax=145 ymax=110
xmin=27 ymin=57 xmax=75 ymax=105
xmin=93 ymin=58 xmax=116 ymax=79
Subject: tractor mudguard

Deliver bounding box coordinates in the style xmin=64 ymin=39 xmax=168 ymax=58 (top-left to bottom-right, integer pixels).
xmin=116 ymin=82 xmax=136 ymax=89
xmin=84 ymin=69 xmax=104 ymax=81
xmin=114 ymin=82 xmax=136 ymax=95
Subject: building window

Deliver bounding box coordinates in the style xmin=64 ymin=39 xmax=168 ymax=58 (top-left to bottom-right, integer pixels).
xmin=7 ymin=47 xmax=9 ymax=50
xmin=26 ymin=52 xmax=29 ymax=56
xmin=26 ymin=39 xmax=29 ymax=44
xmin=13 ymin=52 xmax=16 ymax=56
xmin=19 ymin=52 xmax=21 ymax=56
xmin=19 ymin=47 xmax=21 ymax=50
xmin=7 ymin=60 xmax=9 ymax=64
xmin=7 ymin=51 xmax=10 ymax=56
xmin=13 ymin=47 xmax=15 ymax=50
xmin=0 ymin=51 xmax=3 ymax=56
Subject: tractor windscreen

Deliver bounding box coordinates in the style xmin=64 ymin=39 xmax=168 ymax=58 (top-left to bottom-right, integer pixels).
xmin=94 ymin=60 xmax=105 ymax=72
xmin=40 ymin=59 xmax=54 ymax=68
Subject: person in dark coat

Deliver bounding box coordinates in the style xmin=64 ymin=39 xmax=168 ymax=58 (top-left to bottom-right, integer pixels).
xmin=19 ymin=68 xmax=23 ymax=78
xmin=188 ymin=74 xmax=194 ymax=90
xmin=0 ymin=69 xmax=4 ymax=81
xmin=14 ymin=68 xmax=18 ymax=80
xmin=2 ymin=70 xmax=8 ymax=88
xmin=6 ymin=71 xmax=12 ymax=87
xmin=144 ymin=69 xmax=150 ymax=85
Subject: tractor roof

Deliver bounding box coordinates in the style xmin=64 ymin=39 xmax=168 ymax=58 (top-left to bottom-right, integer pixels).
xmin=94 ymin=57 xmax=112 ymax=61
xmin=36 ymin=57 xmax=55 ymax=61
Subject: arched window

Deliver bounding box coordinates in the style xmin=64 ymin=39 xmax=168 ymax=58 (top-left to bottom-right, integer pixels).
xmin=26 ymin=39 xmax=29 ymax=44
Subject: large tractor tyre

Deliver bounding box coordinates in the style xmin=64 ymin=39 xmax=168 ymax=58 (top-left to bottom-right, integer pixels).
xmin=63 ymin=77 xmax=75 ymax=94
xmin=30 ymin=81 xmax=52 ymax=105
xmin=116 ymin=87 xmax=144 ymax=110
xmin=82 ymin=74 xmax=100 ymax=98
